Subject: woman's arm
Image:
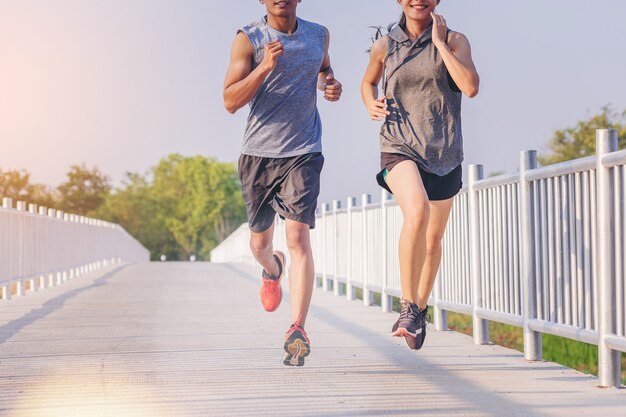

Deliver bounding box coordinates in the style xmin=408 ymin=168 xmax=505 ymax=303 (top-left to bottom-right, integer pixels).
xmin=431 ymin=12 xmax=480 ymax=98
xmin=361 ymin=36 xmax=391 ymax=121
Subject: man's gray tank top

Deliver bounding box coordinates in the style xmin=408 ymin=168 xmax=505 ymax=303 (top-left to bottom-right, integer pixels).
xmin=380 ymin=24 xmax=463 ymax=176
xmin=240 ymin=17 xmax=326 ymax=158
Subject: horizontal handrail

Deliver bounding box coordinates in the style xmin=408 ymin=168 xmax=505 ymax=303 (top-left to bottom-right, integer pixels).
xmin=525 ymin=156 xmax=596 ymax=182
xmin=601 ymin=148 xmax=626 ymax=168
xmin=473 ymin=173 xmax=520 ymax=191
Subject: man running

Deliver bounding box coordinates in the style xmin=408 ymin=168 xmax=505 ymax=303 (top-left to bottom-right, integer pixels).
xmin=223 ymin=0 xmax=342 ymax=366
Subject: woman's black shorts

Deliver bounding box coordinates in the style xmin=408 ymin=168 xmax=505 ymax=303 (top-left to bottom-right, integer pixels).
xmin=377 ymin=153 xmax=462 ymax=201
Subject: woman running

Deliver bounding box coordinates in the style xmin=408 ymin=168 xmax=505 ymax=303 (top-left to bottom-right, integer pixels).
xmin=361 ymin=0 xmax=479 ymax=349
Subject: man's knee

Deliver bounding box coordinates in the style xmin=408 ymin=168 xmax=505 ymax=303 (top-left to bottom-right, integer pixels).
xmin=286 ymin=224 xmax=311 ymax=255
xmin=250 ymin=233 xmax=273 ymax=256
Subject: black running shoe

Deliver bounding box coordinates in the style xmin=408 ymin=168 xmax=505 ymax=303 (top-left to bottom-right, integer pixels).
xmin=391 ymin=299 xmax=429 ymax=350
xmin=283 ymin=322 xmax=311 ymax=366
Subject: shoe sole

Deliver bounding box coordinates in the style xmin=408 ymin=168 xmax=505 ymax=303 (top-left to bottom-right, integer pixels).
xmin=391 ymin=327 xmax=422 ymax=338
xmin=392 ymin=327 xmax=426 ymax=350
xmin=283 ymin=331 xmax=310 ymax=367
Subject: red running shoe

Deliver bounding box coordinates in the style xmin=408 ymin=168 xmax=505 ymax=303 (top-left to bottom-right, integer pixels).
xmin=259 ymin=251 xmax=286 ymax=312
xmin=283 ymin=322 xmax=311 ymax=367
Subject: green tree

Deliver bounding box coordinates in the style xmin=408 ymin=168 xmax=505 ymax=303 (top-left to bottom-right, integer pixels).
xmin=0 ymin=168 xmax=57 ymax=208
xmin=151 ymin=154 xmax=246 ymax=260
xmin=0 ymin=169 xmax=32 ymax=203
xmin=95 ymin=172 xmax=179 ymax=261
xmin=58 ymin=164 xmax=111 ymax=215
xmin=97 ymin=155 xmax=246 ymax=261
xmin=540 ymin=106 xmax=626 ymax=165
xmin=27 ymin=183 xmax=58 ymax=209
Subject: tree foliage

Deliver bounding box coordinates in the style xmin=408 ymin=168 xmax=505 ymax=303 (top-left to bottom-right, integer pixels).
xmin=150 ymin=155 xmax=245 ymax=260
xmin=94 ymin=172 xmax=179 ymax=261
xmin=0 ymin=168 xmax=56 ymax=208
xmin=539 ymin=106 xmax=626 ymax=166
xmin=58 ymin=164 xmax=111 ymax=216
xmin=97 ymin=155 xmax=246 ymax=261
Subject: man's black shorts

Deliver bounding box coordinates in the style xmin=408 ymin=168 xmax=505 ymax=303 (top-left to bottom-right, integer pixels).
xmin=238 ymin=152 xmax=324 ymax=233
xmin=377 ymin=153 xmax=463 ymax=201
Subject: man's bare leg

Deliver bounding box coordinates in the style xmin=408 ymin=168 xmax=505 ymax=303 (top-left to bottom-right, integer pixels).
xmin=249 ymin=223 xmax=280 ymax=277
xmin=285 ymin=219 xmax=315 ymax=326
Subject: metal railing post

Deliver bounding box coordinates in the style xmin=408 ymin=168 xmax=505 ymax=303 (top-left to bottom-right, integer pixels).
xmin=596 ymin=128 xmax=620 ymax=387
xmin=434 ymin=276 xmax=448 ymax=331
xmin=28 ymin=204 xmax=39 ymax=292
xmin=47 ymin=209 xmax=57 ymax=287
xmin=520 ymin=150 xmax=542 ymax=360
xmin=346 ymin=197 xmax=357 ymax=301
xmin=333 ymin=200 xmax=342 ymax=296
xmin=16 ymin=201 xmax=26 ymax=296
xmin=469 ymin=165 xmax=488 ymax=344
xmin=381 ymin=189 xmax=393 ymax=313
xmin=362 ymin=193 xmax=373 ymax=306
xmin=1 ymin=198 xmax=13 ymax=301
xmin=38 ymin=207 xmax=47 ymax=289
xmin=322 ymin=203 xmax=330 ymax=292
xmin=56 ymin=211 xmax=64 ymax=285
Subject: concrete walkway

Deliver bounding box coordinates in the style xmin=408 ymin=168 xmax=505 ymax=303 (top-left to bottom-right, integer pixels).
xmin=0 ymin=263 xmax=624 ymax=417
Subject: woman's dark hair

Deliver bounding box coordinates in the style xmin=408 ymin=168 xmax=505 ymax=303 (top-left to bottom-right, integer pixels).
xmin=398 ymin=12 xmax=407 ymax=29
xmin=368 ymin=12 xmax=406 ymax=51
xmin=370 ymin=0 xmax=441 ymax=47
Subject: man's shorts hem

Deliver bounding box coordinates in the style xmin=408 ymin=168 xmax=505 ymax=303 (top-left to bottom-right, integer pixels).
xmin=247 ymin=211 xmax=315 ymax=234
xmin=274 ymin=208 xmax=316 ymax=230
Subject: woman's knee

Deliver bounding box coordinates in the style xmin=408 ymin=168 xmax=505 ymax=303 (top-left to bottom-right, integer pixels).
xmin=403 ymin=202 xmax=430 ymax=232
xmin=426 ymin=238 xmax=443 ymax=257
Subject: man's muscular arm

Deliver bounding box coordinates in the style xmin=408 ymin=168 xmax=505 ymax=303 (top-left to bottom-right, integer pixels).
xmin=317 ymin=28 xmax=342 ymax=102
xmin=223 ymin=32 xmax=284 ymax=114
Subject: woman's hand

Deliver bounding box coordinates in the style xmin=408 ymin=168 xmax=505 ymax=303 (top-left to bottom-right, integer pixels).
xmin=431 ymin=12 xmax=448 ymax=49
xmin=366 ymin=96 xmax=390 ymax=121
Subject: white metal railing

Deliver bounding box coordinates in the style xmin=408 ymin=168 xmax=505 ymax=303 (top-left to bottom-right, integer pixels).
xmin=0 ymin=197 xmax=150 ymax=301
xmin=211 ymin=129 xmax=625 ymax=388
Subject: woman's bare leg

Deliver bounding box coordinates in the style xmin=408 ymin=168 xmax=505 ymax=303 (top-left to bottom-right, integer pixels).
xmin=417 ymin=198 xmax=454 ymax=310
xmin=385 ymin=161 xmax=430 ymax=303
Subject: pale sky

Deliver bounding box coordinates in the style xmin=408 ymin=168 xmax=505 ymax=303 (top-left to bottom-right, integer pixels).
xmin=1 ymin=0 xmax=625 ymax=205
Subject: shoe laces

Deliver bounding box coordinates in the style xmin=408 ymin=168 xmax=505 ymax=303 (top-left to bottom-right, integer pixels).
xmin=262 ymin=278 xmax=279 ymax=293
xmin=399 ymin=299 xmax=420 ymax=322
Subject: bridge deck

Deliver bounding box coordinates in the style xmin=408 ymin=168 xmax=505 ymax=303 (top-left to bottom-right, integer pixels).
xmin=0 ymin=263 xmax=624 ymax=417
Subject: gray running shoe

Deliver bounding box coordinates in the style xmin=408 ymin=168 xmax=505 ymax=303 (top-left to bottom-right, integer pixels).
xmin=391 ymin=299 xmax=429 ymax=350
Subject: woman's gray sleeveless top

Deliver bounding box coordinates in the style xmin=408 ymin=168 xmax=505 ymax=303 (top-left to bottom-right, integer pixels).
xmin=380 ymin=24 xmax=463 ymax=176
xmin=239 ymin=17 xmax=326 ymax=158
